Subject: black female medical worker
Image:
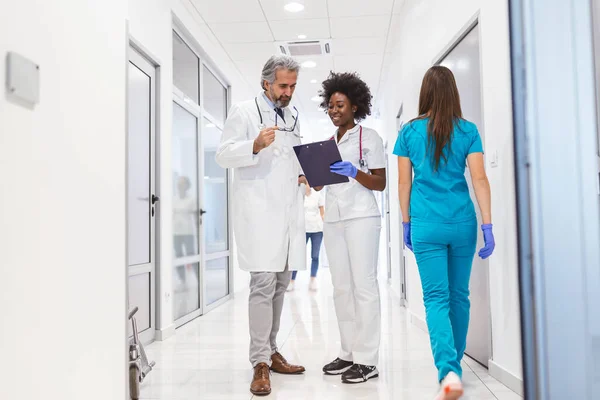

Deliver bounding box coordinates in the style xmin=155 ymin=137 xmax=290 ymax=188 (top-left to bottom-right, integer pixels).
xmin=394 ymin=66 xmax=495 ymax=400
xmin=314 ymin=72 xmax=386 ymax=384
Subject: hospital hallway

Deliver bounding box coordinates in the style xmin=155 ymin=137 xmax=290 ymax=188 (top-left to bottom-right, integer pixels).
xmin=3 ymin=0 xmax=600 ymax=399
xmin=140 ymin=272 xmax=521 ymax=400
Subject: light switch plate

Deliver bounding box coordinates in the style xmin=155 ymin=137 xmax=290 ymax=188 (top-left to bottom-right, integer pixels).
xmin=6 ymin=52 xmax=40 ymax=105
xmin=490 ymin=150 xmax=499 ymax=168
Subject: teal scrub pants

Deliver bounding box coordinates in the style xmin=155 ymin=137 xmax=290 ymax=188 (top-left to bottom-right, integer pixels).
xmin=411 ymin=219 xmax=477 ymax=382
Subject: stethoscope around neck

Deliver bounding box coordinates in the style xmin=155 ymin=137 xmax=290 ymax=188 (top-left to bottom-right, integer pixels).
xmin=254 ymin=97 xmax=301 ymax=138
xmin=331 ymin=125 xmax=366 ymax=168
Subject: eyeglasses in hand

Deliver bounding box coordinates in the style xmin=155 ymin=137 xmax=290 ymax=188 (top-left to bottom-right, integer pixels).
xmin=275 ymin=106 xmax=299 ymax=133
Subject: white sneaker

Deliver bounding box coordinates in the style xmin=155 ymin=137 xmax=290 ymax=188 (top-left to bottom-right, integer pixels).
xmin=434 ymin=372 xmax=463 ymax=400
xmin=309 ymin=279 xmax=317 ymax=291
xmin=286 ymin=281 xmax=295 ymax=292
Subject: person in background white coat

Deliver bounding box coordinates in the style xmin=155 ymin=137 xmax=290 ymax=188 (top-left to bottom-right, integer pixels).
xmin=315 ymin=72 xmax=387 ymax=384
xmin=288 ymin=186 xmax=325 ymax=292
xmin=215 ymin=55 xmax=308 ymax=397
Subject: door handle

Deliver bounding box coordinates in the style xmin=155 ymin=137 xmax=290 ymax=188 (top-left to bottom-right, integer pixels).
xmin=152 ymin=194 xmax=160 ymax=205
xmin=199 ymin=209 xmax=207 ymax=215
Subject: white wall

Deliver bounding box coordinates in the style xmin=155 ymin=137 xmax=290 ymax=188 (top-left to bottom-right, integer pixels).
xmin=127 ymin=0 xmax=253 ymax=335
xmin=378 ymin=0 xmax=523 ymax=390
xmin=0 ymin=1 xmax=127 ymax=399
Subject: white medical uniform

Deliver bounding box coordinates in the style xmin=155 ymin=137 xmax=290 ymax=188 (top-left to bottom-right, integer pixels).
xmin=323 ymin=124 xmax=386 ymax=367
xmin=215 ymin=93 xmax=306 ymax=273
xmin=304 ymin=189 xmax=325 ymax=233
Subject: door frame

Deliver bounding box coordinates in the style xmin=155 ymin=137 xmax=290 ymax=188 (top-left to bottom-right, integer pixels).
xmin=197 ymin=100 xmax=233 ymax=313
xmin=127 ymin=42 xmax=160 ymax=344
xmin=395 ymin=104 xmax=407 ymax=304
xmin=172 ymin=21 xmax=234 ymax=320
xmin=384 ymin=145 xmax=393 ymax=284
xmin=172 ymin=89 xmax=206 ymax=327
xmin=432 ymin=13 xmax=493 ymax=365
xmin=508 ymin=0 xmax=600 ymax=398
xmin=592 ymin=0 xmax=600 ymax=199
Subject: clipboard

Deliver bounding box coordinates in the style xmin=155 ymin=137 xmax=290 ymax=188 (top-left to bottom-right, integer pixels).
xmin=293 ymin=140 xmax=349 ymax=187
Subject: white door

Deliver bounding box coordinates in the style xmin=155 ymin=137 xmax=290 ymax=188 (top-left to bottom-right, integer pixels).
xmin=200 ymin=65 xmax=231 ymax=309
xmin=439 ymin=23 xmax=491 ymax=367
xmin=127 ymin=48 xmax=157 ymax=344
xmin=171 ymin=31 xmax=233 ymax=324
xmin=172 ymin=95 xmax=204 ymax=326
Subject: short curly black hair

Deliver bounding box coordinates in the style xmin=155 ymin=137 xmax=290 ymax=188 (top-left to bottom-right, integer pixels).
xmin=319 ymin=71 xmax=373 ymax=121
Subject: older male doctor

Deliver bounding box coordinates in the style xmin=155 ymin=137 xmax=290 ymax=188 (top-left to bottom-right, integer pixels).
xmin=215 ymin=55 xmax=307 ymax=396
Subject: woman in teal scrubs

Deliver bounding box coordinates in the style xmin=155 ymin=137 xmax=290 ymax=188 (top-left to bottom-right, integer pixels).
xmin=394 ymin=66 xmax=495 ymax=400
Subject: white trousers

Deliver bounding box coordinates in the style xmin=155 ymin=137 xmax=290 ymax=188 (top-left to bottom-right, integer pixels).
xmin=324 ymin=216 xmax=382 ymax=366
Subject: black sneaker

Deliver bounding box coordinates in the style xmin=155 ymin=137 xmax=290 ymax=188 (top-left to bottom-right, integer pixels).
xmin=322 ymin=358 xmax=353 ymax=375
xmin=341 ymin=364 xmax=379 ymax=384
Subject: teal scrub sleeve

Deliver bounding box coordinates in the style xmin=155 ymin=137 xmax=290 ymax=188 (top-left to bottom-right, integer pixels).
xmin=393 ymin=125 xmax=410 ymax=157
xmin=468 ymin=129 xmax=484 ymax=154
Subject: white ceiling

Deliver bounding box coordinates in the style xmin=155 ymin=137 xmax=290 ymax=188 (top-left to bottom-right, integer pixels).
xmin=189 ymin=0 xmax=406 ymax=141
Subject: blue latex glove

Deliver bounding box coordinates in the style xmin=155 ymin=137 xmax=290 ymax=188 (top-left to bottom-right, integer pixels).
xmin=402 ymin=222 xmax=413 ymax=252
xmin=479 ymin=224 xmax=495 ymax=259
xmin=330 ymin=161 xmax=358 ymax=179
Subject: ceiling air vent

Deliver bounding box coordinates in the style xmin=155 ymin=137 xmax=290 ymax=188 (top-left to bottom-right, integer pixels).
xmin=276 ymin=40 xmax=332 ymax=57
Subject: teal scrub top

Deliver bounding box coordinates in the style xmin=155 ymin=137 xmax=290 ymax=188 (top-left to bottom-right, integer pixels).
xmin=393 ymin=118 xmax=483 ymax=223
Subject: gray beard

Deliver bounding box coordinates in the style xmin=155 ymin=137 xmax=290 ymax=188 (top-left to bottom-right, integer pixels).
xmin=269 ymin=89 xmax=289 ymax=108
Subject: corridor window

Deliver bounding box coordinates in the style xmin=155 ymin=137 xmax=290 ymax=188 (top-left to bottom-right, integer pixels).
xmin=203 ymin=65 xmax=227 ymax=123
xmin=173 ymin=31 xmax=200 ymax=103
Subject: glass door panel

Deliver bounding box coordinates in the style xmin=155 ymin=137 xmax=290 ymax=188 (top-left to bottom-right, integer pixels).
xmin=202 ymin=119 xmax=229 ymax=254
xmin=128 ymin=63 xmax=151 ymax=267
xmin=172 ymin=102 xmax=202 ymax=320
xmin=202 ymin=118 xmax=229 ymax=305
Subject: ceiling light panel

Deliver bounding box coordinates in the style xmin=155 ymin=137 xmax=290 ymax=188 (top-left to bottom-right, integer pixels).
xmin=259 ymin=0 xmax=327 ymax=20
xmin=269 ymin=18 xmax=330 ymax=41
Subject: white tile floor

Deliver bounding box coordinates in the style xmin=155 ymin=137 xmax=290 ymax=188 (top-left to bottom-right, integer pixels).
xmin=141 ymin=271 xmax=522 ymax=400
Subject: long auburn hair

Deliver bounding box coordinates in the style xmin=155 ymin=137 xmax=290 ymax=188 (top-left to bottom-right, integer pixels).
xmin=414 ymin=66 xmax=463 ymax=171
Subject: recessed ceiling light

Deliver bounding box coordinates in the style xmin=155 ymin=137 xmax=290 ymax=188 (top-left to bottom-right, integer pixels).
xmin=311 ymin=96 xmax=321 ymax=102
xmin=284 ymin=2 xmax=305 ymax=12
xmin=206 ymin=123 xmax=215 ymax=128
xmin=298 ymin=34 xmax=307 ymax=39
xmin=310 ymin=79 xmax=317 ymax=83
xmin=302 ymin=60 xmax=316 ymax=68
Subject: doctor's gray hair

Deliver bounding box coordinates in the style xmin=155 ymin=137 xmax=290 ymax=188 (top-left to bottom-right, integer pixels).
xmin=261 ymin=55 xmax=301 ymax=89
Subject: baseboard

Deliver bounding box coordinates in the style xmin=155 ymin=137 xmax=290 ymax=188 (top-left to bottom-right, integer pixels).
xmin=409 ymin=310 xmax=428 ymax=333
xmin=488 ymin=359 xmax=524 ymax=396
xmin=155 ymin=324 xmax=176 ymax=341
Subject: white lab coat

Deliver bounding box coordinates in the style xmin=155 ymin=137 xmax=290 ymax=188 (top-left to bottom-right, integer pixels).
xmin=215 ymin=93 xmax=306 ymax=273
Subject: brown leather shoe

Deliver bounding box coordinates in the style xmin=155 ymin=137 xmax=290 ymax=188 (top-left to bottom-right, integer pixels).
xmin=250 ymin=363 xmax=271 ymax=396
xmin=270 ymin=352 xmax=306 ymax=375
